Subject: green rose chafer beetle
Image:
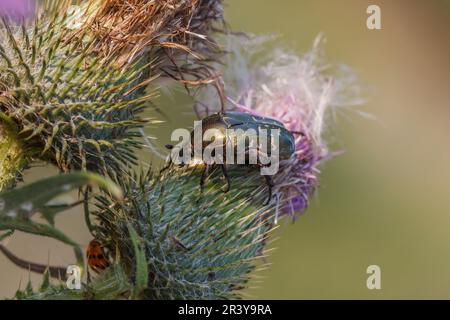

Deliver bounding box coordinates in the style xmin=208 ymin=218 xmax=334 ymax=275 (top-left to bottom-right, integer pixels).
xmin=164 ymin=111 xmax=298 ymax=205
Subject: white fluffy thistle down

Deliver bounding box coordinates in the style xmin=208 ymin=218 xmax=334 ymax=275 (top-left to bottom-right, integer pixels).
xmin=197 ymin=34 xmax=364 ymax=219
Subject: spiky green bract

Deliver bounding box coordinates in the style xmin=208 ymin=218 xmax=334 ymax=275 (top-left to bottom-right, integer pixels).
xmin=0 ymin=6 xmax=156 ymax=185
xmin=15 ymin=265 xmax=132 ymax=300
xmin=0 ymin=118 xmax=32 ymax=190
xmin=92 ymin=167 xmax=275 ymax=299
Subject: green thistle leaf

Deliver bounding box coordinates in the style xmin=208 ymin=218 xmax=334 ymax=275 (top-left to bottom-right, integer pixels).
xmin=0 ymin=171 xmax=122 ymax=265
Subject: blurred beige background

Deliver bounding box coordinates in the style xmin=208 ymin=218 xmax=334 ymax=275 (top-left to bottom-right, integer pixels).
xmin=1 ymin=0 xmax=450 ymax=299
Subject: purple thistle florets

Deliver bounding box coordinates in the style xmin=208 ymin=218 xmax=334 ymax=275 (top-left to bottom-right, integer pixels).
xmin=198 ymin=34 xmax=363 ymax=220
xmin=0 ymin=0 xmax=35 ymax=21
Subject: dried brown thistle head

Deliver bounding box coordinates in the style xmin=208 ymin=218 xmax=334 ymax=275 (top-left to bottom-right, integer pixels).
xmin=76 ymin=0 xmax=225 ymax=87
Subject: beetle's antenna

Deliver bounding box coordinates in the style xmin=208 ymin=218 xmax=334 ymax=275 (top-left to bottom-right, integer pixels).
xmin=216 ymin=77 xmax=226 ymax=114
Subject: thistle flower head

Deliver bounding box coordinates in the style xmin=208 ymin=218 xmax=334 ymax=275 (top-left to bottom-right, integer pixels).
xmin=0 ymin=3 xmax=156 ymax=183
xmin=198 ymin=35 xmax=363 ymax=218
xmin=92 ymin=167 xmax=275 ymax=299
xmin=74 ymin=0 xmax=224 ymax=83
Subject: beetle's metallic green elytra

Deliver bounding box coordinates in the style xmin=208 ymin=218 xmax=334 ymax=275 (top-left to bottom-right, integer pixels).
xmin=165 ymin=111 xmax=298 ymax=205
xmin=193 ymin=111 xmax=296 ymax=161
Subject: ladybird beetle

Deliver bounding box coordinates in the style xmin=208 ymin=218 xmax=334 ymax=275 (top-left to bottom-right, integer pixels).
xmin=86 ymin=239 xmax=109 ymax=273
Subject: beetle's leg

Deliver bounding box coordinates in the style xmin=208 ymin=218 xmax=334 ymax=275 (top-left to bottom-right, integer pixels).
xmin=220 ymin=164 xmax=231 ymax=193
xmin=216 ymin=78 xmax=226 ymax=114
xmin=255 ymin=148 xmax=274 ymax=205
xmin=160 ymin=161 xmax=172 ymax=173
xmin=177 ymin=148 xmax=185 ymax=168
xmin=263 ymin=175 xmax=274 ymax=206
xmin=160 ymin=144 xmax=174 ymax=173
xmin=200 ymin=164 xmax=210 ymax=193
